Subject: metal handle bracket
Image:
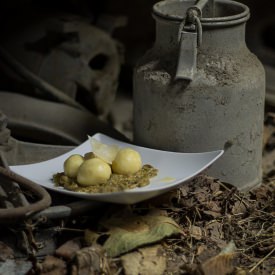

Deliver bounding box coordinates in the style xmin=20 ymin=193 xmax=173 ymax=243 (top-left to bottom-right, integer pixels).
xmin=175 ymin=0 xmax=205 ymax=80
xmin=176 ymin=31 xmax=198 ymax=80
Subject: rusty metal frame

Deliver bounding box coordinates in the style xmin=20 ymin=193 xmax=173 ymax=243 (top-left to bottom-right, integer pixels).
xmin=0 ymin=152 xmax=51 ymax=223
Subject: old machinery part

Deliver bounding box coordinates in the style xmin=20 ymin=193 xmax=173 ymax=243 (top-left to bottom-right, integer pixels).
xmin=0 ymin=152 xmax=51 ymax=224
xmin=0 ymin=46 xmax=84 ymax=110
xmin=0 ymin=13 xmax=121 ymax=116
xmin=0 ymin=92 xmax=126 ymax=146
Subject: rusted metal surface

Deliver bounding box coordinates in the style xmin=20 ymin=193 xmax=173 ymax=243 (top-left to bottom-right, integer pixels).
xmin=0 ymin=151 xmax=30 ymax=208
xmin=0 ymin=152 xmax=51 ymax=223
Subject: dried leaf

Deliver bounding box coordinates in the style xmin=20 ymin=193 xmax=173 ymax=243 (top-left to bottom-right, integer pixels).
xmin=199 ymin=241 xmax=236 ymax=275
xmin=234 ymin=267 xmax=247 ymax=275
xmin=254 ymin=185 xmax=270 ymax=200
xmin=104 ymin=214 xmax=181 ymax=257
xmin=232 ymin=201 xmax=247 ymax=215
xmin=72 ymin=244 xmax=110 ymax=275
xmin=85 ymin=209 xmax=182 ymax=257
xmin=179 ymin=198 xmax=194 ymax=208
xmin=180 ymin=185 xmax=190 ymax=197
xmin=0 ymin=242 xmax=14 ymax=261
xmin=196 ymin=192 xmax=208 ymax=204
xmin=196 ymin=244 xmax=207 ymax=256
xmin=121 ymin=245 xmax=166 ymax=275
xmin=190 ymin=225 xmax=202 ymax=240
xmin=205 ymin=221 xmax=227 ymax=248
xmin=40 ymin=255 xmax=67 ymax=275
xmin=210 ymin=181 xmax=220 ymax=193
xmin=206 ymin=201 xmax=221 ymax=212
xmin=84 ymin=231 xmax=100 ymax=247
xmin=203 ymin=210 xmax=221 ymax=218
xmin=55 ymin=238 xmax=82 ymax=261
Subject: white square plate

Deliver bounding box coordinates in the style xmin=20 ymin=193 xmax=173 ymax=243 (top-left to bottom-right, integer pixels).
xmin=10 ymin=133 xmax=223 ymax=204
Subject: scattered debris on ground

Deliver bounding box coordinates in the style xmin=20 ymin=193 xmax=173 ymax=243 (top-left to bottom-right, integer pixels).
xmin=0 ymin=113 xmax=274 ymax=275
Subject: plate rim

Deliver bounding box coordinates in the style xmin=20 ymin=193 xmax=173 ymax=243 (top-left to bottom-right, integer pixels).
xmin=10 ymin=132 xmax=224 ymax=197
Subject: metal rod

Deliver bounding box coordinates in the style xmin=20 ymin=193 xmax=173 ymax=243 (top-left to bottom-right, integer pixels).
xmin=187 ymin=0 xmax=213 ymax=19
xmin=0 ymin=151 xmax=30 ymax=207
xmin=0 ymin=165 xmax=51 ymax=223
xmin=194 ymin=0 xmax=208 ymax=12
xmin=186 ymin=0 xmax=209 ymax=24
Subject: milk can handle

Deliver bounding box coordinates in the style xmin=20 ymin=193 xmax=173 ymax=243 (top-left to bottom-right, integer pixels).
xmin=175 ymin=1 xmax=204 ymax=80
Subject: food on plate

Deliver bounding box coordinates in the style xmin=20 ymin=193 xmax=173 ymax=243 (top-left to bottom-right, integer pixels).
xmin=53 ymin=139 xmax=158 ymax=193
xmin=112 ymin=148 xmax=142 ymax=175
xmin=89 ymin=137 xmax=119 ymax=164
xmin=84 ymin=152 xmax=96 ymax=160
xmin=77 ymin=158 xmax=112 ymax=186
xmin=63 ymin=154 xmax=84 ymax=178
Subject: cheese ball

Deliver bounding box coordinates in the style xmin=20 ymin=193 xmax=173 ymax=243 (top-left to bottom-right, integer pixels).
xmin=77 ymin=158 xmax=111 ymax=186
xmin=112 ymin=148 xmax=142 ymax=175
xmin=64 ymin=154 xmax=84 ymax=178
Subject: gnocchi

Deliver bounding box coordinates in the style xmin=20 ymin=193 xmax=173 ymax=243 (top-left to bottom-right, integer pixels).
xmin=77 ymin=158 xmax=111 ymax=186
xmin=112 ymin=148 xmax=142 ymax=175
xmin=64 ymin=154 xmax=84 ymax=178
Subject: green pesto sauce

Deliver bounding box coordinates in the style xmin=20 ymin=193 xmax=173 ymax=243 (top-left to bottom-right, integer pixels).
xmin=53 ymin=164 xmax=158 ymax=193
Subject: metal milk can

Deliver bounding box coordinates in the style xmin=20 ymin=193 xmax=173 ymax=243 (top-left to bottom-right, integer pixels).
xmin=133 ymin=0 xmax=265 ymax=190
